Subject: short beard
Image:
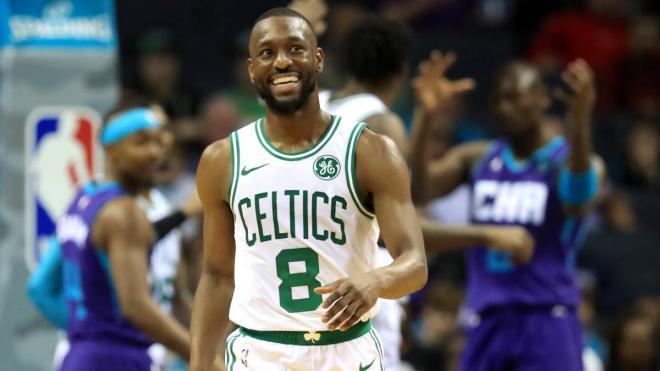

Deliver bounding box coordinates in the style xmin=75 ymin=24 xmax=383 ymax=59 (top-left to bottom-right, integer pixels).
xmin=257 ymin=78 xmax=317 ymax=115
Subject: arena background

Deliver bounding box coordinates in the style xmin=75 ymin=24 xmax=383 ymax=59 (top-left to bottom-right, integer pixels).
xmin=0 ymin=0 xmax=658 ymax=370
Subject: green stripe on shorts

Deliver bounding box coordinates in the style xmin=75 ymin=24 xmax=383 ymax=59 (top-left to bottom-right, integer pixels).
xmin=368 ymin=329 xmax=384 ymax=371
xmin=225 ymin=333 xmax=240 ymax=369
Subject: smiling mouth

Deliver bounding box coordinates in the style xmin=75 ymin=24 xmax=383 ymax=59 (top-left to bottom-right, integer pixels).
xmin=271 ymin=74 xmax=300 ymax=86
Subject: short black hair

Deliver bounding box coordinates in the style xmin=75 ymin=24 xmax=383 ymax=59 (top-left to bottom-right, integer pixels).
xmin=250 ymin=7 xmax=316 ymax=42
xmin=339 ymin=15 xmax=413 ymax=86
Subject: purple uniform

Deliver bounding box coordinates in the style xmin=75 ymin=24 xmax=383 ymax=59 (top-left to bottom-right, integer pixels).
xmin=460 ymin=137 xmax=586 ymax=371
xmin=57 ymin=183 xmax=153 ymax=371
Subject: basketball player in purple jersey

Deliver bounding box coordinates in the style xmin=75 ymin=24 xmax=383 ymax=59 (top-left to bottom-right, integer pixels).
xmin=56 ymin=108 xmax=222 ymax=371
xmin=411 ymin=53 xmax=604 ymax=371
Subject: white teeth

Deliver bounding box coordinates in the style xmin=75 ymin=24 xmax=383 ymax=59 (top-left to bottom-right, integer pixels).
xmin=272 ymin=76 xmax=299 ymax=85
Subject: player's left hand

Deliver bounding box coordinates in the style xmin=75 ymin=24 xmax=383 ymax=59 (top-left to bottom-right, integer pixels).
xmin=412 ymin=50 xmax=475 ymax=115
xmin=314 ymin=273 xmax=381 ymax=331
xmin=554 ymin=59 xmax=596 ymax=118
xmin=485 ymin=226 xmax=535 ymax=265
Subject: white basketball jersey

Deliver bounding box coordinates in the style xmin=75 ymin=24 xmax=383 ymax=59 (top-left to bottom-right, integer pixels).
xmin=138 ymin=189 xmax=182 ymax=314
xmin=139 ymin=189 xmax=183 ymax=368
xmin=228 ymin=116 xmax=380 ymax=331
xmin=319 ymin=90 xmax=387 ymax=124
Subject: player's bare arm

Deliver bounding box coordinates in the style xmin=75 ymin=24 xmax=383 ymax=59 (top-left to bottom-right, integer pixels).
xmin=412 ymin=140 xmax=490 ymax=203
xmin=94 ymin=197 xmax=191 ymax=360
xmin=555 ymin=59 xmax=606 ymax=214
xmin=190 ymin=139 xmax=235 ymax=371
xmin=409 ymin=50 xmax=479 ymax=203
xmin=419 ymin=219 xmax=534 ymax=264
xmin=315 ymin=130 xmax=427 ymax=331
xmin=363 ymin=112 xmax=409 ymax=157
xmin=408 ymin=51 xmax=535 ymax=263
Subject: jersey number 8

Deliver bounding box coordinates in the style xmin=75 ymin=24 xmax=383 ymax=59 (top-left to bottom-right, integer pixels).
xmin=275 ymin=247 xmax=323 ymax=313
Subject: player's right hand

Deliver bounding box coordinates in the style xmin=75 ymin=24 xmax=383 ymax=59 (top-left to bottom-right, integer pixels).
xmin=412 ymin=50 xmax=475 ymax=114
xmin=485 ymin=226 xmax=535 ymax=264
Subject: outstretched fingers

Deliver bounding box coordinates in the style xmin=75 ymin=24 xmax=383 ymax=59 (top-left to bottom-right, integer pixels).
xmin=321 ymin=292 xmax=355 ymax=329
xmin=314 ymin=279 xmax=345 ymax=308
xmin=337 ymin=303 xmax=367 ymax=331
xmin=451 ymin=78 xmax=477 ymax=94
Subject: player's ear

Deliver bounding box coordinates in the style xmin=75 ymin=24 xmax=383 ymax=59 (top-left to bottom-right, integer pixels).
xmin=315 ymin=47 xmax=324 ymax=73
xmin=104 ymin=142 xmax=120 ymax=162
xmin=247 ymin=57 xmax=256 ymax=85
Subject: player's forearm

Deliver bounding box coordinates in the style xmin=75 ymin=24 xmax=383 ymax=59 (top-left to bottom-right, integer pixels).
xmin=566 ymin=109 xmax=592 ymax=172
xmin=190 ymin=270 xmax=234 ymax=371
xmin=372 ymin=248 xmax=427 ymax=300
xmin=123 ymin=297 xmax=191 ymax=360
xmin=420 ymin=218 xmax=493 ymax=251
xmin=409 ymin=108 xmax=435 ymax=204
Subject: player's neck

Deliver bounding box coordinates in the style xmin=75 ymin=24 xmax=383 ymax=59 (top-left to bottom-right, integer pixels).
xmin=104 ymin=164 xmax=150 ymax=197
xmin=263 ymin=94 xmax=330 ymax=147
xmin=508 ymin=125 xmax=548 ymax=160
xmin=335 ymin=79 xmax=394 ymax=107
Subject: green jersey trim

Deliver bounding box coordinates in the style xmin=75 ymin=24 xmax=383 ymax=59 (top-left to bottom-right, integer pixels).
xmin=229 ymin=131 xmax=241 ymax=208
xmin=345 ymin=123 xmax=376 ymax=218
xmin=255 ymin=115 xmax=341 ymax=161
xmin=239 ymin=319 xmax=371 ymax=346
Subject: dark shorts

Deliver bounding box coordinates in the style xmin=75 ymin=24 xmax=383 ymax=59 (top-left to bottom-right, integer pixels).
xmin=459 ymin=305 xmax=583 ymax=371
xmin=59 ymin=340 xmax=152 ymax=371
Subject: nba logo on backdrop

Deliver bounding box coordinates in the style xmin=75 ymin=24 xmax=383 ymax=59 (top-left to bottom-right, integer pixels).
xmin=24 ymin=107 xmax=102 ymax=269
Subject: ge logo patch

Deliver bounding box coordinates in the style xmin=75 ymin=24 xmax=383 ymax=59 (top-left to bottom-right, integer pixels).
xmin=313 ymin=155 xmax=340 ymax=180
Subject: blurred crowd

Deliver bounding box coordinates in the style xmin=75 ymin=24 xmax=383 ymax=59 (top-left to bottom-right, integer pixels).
xmin=112 ymin=0 xmax=659 ymax=370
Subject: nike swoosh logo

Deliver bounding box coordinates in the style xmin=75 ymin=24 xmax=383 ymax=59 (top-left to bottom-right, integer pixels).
xmin=241 ymin=163 xmax=269 ymax=176
xmin=359 ymin=358 xmax=375 ymax=371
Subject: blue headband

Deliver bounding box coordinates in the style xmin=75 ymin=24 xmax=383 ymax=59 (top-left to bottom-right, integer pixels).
xmin=101 ymin=108 xmax=162 ymax=145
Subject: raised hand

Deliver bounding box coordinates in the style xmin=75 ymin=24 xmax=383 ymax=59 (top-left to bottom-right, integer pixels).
xmin=554 ymin=59 xmax=596 ymax=118
xmin=412 ymin=50 xmax=476 ymax=114
xmin=313 ymin=272 xmax=381 ymax=331
xmin=288 ymin=0 xmax=328 ymax=36
xmin=485 ymin=226 xmax=535 ymax=264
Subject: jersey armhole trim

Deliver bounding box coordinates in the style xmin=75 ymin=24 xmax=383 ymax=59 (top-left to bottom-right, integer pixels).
xmin=228 ymin=131 xmax=240 ymax=209
xmin=346 ymin=122 xmax=376 ymax=219
xmin=82 ymin=189 xmax=127 ymax=249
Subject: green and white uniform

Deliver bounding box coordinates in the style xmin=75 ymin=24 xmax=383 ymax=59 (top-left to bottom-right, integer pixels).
xmin=139 ymin=189 xmax=182 ymax=369
xmin=226 ymin=116 xmax=384 ymax=370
